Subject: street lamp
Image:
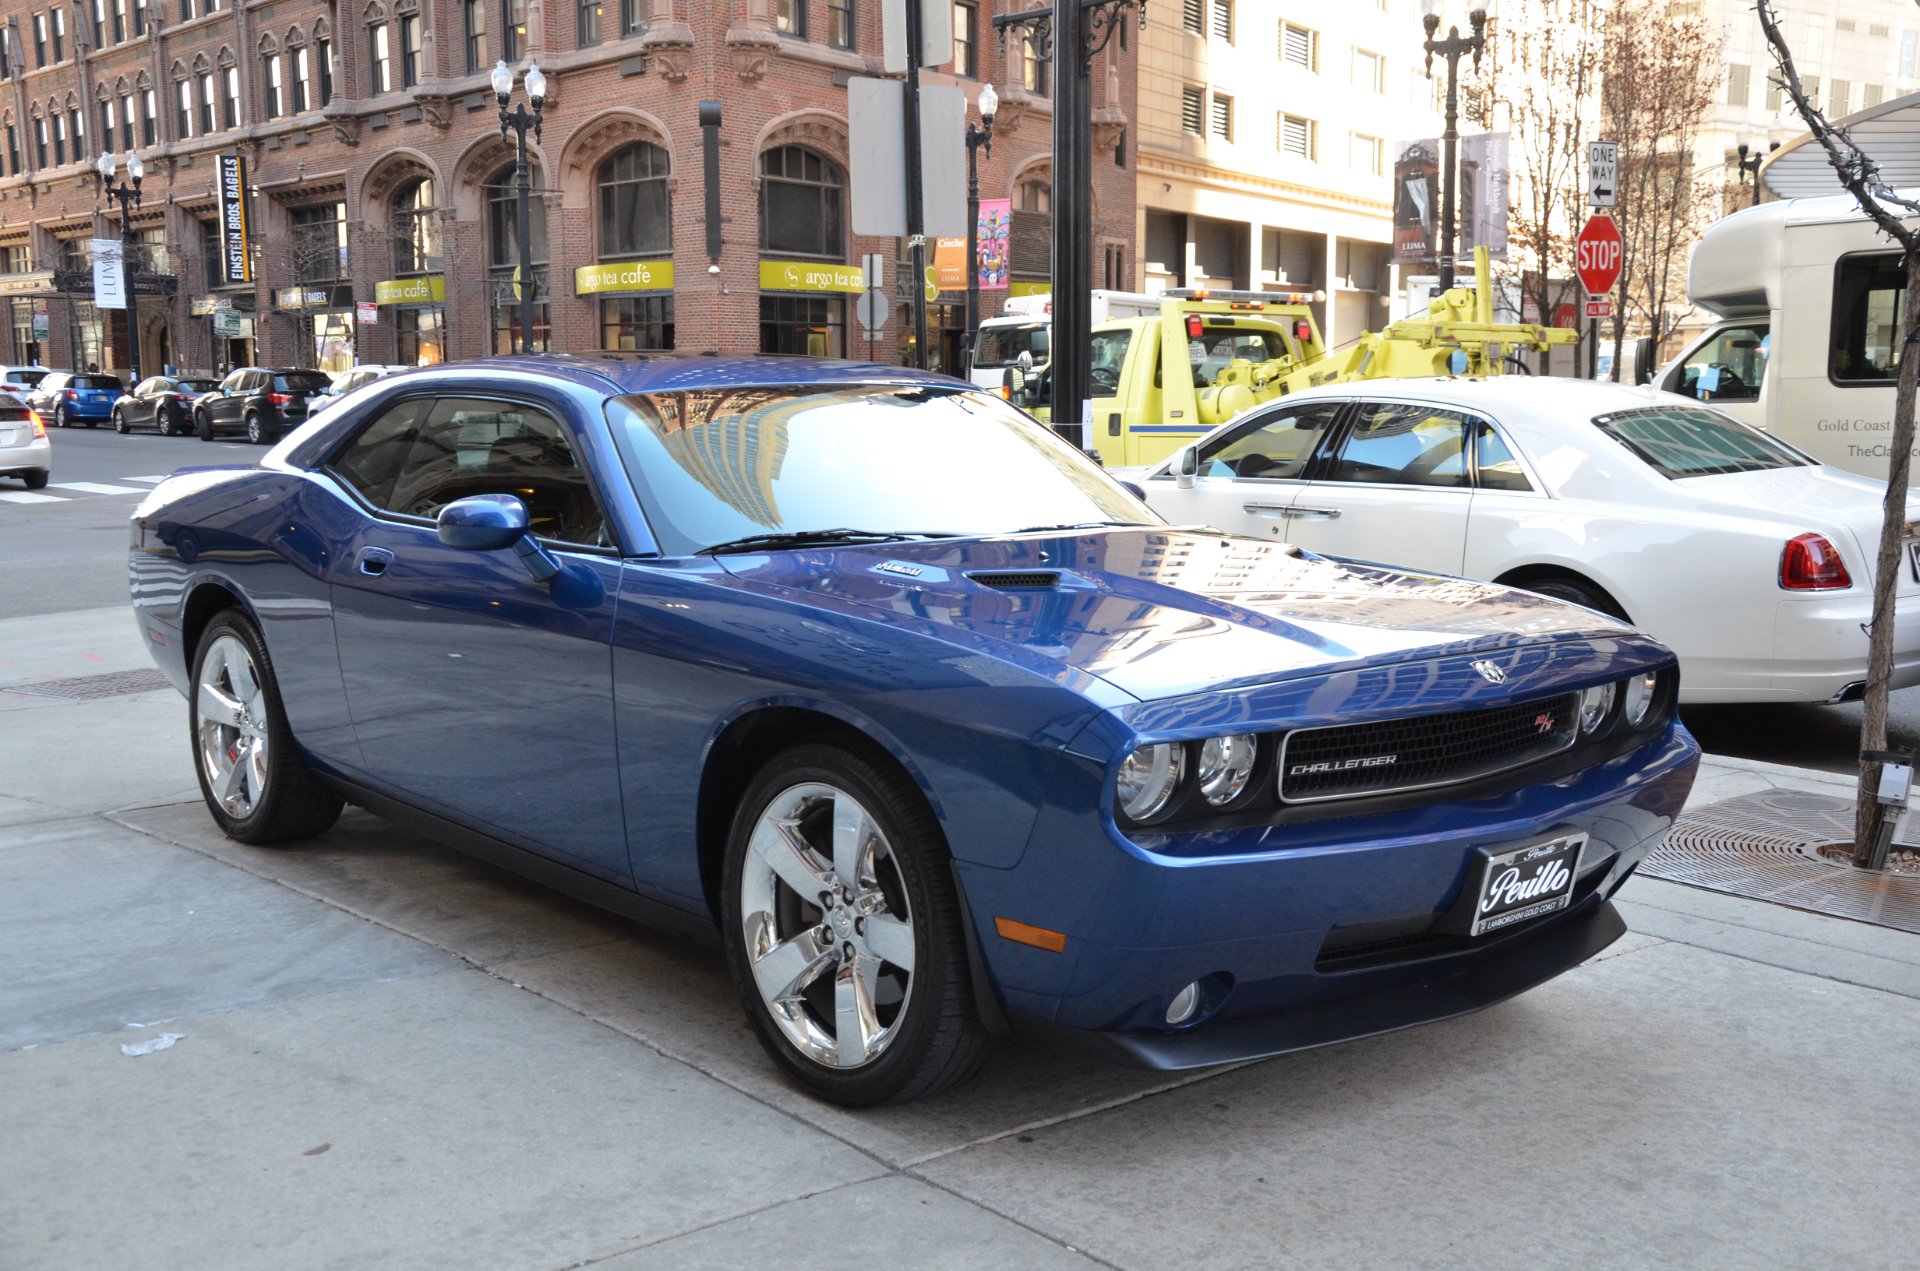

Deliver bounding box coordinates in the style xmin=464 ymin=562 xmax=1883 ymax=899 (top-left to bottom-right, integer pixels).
xmin=492 ymin=59 xmax=547 ymax=355
xmin=963 ymin=83 xmax=998 ymax=377
xmin=1420 ymin=0 xmax=1492 ymax=292
xmin=96 ymin=150 xmax=144 ymax=384
xmin=1736 ymin=141 xmax=1780 ymax=207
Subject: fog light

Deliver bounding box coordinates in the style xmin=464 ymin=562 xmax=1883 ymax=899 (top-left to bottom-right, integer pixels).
xmin=1166 ymin=981 xmax=1201 ymax=1025
xmin=1117 ymin=743 xmax=1186 ymax=822
xmin=1578 ymin=682 xmax=1616 ymax=734
xmin=1622 ymin=671 xmax=1658 ymax=727
xmin=1197 ymin=734 xmax=1257 ymax=805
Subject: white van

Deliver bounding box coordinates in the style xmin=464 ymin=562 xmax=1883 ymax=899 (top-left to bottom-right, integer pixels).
xmin=1656 ymin=191 xmax=1919 ymax=478
xmin=967 ymin=290 xmax=1161 ymax=393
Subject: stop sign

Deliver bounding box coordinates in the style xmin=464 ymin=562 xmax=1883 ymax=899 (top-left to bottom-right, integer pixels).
xmin=1575 ymin=214 xmax=1623 ymax=295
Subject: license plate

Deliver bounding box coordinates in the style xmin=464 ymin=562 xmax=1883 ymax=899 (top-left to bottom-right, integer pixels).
xmin=1907 ymin=539 xmax=1920 ymax=585
xmin=1469 ymin=832 xmax=1586 ymax=937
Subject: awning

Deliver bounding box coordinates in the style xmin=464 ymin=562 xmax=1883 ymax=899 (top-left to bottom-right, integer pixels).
xmin=1763 ymin=91 xmax=1920 ymax=200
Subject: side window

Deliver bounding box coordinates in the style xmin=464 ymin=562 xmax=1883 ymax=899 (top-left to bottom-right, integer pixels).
xmin=1475 ymin=423 xmax=1534 ymax=491
xmin=1089 ymin=328 xmax=1132 ymax=394
xmin=1831 ymin=255 xmax=1902 ymax=384
xmin=1678 ymin=324 xmax=1768 ymax=402
xmin=1326 ymin=403 xmax=1470 ymax=487
xmin=384 ymin=397 xmax=611 ymax=547
xmin=327 ymin=397 xmax=434 ymax=511
xmin=1195 ymin=401 xmax=1343 ymax=479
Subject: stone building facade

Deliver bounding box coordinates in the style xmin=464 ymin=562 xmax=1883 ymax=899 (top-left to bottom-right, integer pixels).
xmin=0 ymin=0 xmax=1136 ymax=377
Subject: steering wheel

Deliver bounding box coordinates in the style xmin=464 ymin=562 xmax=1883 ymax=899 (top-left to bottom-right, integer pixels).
xmin=1090 ymin=366 xmax=1120 ymax=393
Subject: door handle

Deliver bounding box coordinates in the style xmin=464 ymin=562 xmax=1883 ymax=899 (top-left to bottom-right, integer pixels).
xmin=1242 ymin=503 xmax=1293 ymax=517
xmin=1290 ymin=507 xmax=1342 ymax=521
xmin=356 ymin=546 xmax=395 ymax=576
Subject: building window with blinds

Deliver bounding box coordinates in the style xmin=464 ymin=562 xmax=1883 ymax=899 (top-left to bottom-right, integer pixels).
xmin=1280 ymin=22 xmax=1317 ymax=72
xmin=1278 ymin=114 xmax=1317 ymax=161
xmin=1210 ymin=0 xmax=1231 ymax=43
xmin=1210 ymin=92 xmax=1232 ymax=141
xmin=1181 ymin=85 xmax=1203 ymax=135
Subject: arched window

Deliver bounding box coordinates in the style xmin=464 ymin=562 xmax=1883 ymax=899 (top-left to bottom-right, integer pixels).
xmin=488 ymin=163 xmax=548 ymax=353
xmin=594 ymin=141 xmax=672 ymax=352
xmin=393 ymin=177 xmax=439 ymax=275
xmin=598 ymin=142 xmax=670 ymax=258
xmin=759 ymin=145 xmax=843 ymax=260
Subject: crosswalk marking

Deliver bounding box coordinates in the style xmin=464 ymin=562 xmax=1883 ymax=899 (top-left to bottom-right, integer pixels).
xmin=49 ymin=481 xmax=152 ymax=495
xmin=0 ymin=490 xmax=62 ymax=504
xmin=126 ymin=474 xmax=169 ymax=484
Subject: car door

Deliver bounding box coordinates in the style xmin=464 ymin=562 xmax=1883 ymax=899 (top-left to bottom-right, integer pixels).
xmin=322 ymin=391 xmax=630 ymax=883
xmin=133 ymin=377 xmax=161 ymax=426
xmin=1144 ymin=399 xmax=1348 ymax=540
xmin=210 ymin=371 xmax=250 ymax=428
xmin=1279 ymin=399 xmax=1478 ymax=576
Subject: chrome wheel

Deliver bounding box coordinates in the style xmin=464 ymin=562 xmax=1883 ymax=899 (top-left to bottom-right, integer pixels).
xmin=195 ymin=633 xmax=269 ymax=818
xmin=738 ymin=782 xmax=917 ymax=1070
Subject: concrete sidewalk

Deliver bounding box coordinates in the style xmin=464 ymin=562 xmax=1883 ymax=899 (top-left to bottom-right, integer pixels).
xmin=3 ymin=609 xmax=1916 ymax=1269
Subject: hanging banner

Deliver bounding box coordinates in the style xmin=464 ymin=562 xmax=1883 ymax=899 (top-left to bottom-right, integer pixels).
xmin=976 ymin=198 xmax=1010 ymax=291
xmin=1391 ymin=132 xmax=1509 ymax=269
xmin=91 ymin=238 xmax=126 ymax=310
xmin=217 ymin=153 xmax=253 ymax=285
xmin=933 ymin=238 xmax=967 ymax=292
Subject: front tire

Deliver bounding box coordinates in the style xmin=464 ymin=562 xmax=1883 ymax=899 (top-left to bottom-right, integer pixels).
xmin=720 ymin=742 xmax=990 ymax=1106
xmin=195 ymin=409 xmax=214 ymax=441
xmin=189 ymin=610 xmax=343 ymax=845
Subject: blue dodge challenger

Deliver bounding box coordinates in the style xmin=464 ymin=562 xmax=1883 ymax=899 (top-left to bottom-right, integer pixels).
xmin=129 ymin=355 xmax=1699 ymax=1106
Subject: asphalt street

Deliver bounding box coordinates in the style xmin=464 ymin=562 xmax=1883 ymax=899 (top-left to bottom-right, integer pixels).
xmin=7 ymin=426 xmax=1917 ymax=774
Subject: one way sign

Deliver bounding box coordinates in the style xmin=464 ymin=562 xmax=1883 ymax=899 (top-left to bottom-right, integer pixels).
xmin=1589 ymin=140 xmax=1619 ymax=208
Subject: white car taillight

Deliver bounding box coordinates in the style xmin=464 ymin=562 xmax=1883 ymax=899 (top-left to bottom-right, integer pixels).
xmin=1779 ymin=533 xmax=1852 ymax=590
xmin=28 ymin=410 xmax=44 ymax=438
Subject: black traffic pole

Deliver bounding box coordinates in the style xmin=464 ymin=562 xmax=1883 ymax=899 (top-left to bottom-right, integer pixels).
xmin=904 ymin=0 xmax=929 ymax=370
xmin=1421 ymin=1 xmax=1487 ymax=293
xmin=995 ymin=0 xmax=1138 ymax=448
xmin=97 ymin=151 xmax=144 ymax=385
xmin=963 ymin=84 xmax=998 ymax=377
xmin=493 ymin=60 xmax=547 ymax=354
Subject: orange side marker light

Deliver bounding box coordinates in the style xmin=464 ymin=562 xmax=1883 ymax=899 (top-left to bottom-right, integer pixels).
xmin=994 ymin=916 xmax=1067 ymax=953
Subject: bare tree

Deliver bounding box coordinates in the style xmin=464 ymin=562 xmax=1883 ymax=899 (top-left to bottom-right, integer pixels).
xmin=1598 ymin=0 xmax=1720 ymax=370
xmin=1757 ymin=0 xmax=1920 ymax=867
xmin=1469 ymin=0 xmax=1605 ymax=370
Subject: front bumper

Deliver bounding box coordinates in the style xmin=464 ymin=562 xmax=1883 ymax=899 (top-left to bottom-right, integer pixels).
xmin=963 ymin=724 xmax=1698 ymax=1068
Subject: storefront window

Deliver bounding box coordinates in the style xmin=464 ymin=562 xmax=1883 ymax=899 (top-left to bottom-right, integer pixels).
xmin=392 ymin=178 xmax=440 ymax=275
xmin=601 ymin=295 xmax=673 ymax=351
xmin=397 ymin=307 xmax=444 ymax=365
xmin=599 ymin=143 xmax=670 ymax=257
xmin=312 ymin=311 xmax=353 ymax=374
xmin=760 ymin=294 xmax=844 ymax=358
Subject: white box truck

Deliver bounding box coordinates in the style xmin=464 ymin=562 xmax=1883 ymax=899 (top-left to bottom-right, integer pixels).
xmin=967 ymin=290 xmax=1161 ymax=393
xmin=1656 ymin=191 xmax=1919 ymax=478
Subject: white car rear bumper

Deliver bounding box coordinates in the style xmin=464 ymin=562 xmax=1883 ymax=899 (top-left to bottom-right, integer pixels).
xmin=1684 ymin=591 xmax=1920 ymax=704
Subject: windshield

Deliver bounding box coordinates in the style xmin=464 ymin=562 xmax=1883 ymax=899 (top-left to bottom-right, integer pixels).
xmin=606 ymin=384 xmax=1156 ymax=556
xmin=972 ymin=322 xmax=1051 ymax=369
xmin=1188 ymin=325 xmax=1290 ymax=387
xmin=71 ymin=375 xmax=123 ymax=390
xmin=9 ymin=371 xmax=46 ymax=387
xmin=1593 ymin=405 xmax=1813 ymax=478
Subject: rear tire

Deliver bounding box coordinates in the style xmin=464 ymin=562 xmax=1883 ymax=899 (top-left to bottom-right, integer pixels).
xmin=23 ymin=470 xmax=47 ymax=490
xmin=189 ymin=610 xmax=343 ymax=845
xmin=720 ymin=741 xmax=991 ymax=1107
xmin=1524 ymin=575 xmax=1630 ymax=622
xmin=166 ymin=402 xmax=186 ymax=435
xmin=52 ymin=405 xmax=66 ymax=428
xmin=244 ymin=411 xmax=266 ymax=445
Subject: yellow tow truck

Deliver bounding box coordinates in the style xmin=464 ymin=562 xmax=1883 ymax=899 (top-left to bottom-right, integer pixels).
xmin=1009 ymin=249 xmax=1577 ymax=468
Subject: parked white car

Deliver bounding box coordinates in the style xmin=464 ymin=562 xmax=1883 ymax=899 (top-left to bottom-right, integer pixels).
xmin=1139 ymin=377 xmax=1920 ymax=705
xmin=309 ymin=364 xmax=412 ymax=417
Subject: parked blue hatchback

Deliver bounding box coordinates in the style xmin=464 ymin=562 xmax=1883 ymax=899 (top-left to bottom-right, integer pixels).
xmin=32 ymin=371 xmax=125 ymax=428
xmin=128 ymin=355 xmax=1699 ymax=1106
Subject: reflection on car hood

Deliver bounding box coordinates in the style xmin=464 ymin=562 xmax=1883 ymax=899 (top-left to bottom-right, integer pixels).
xmin=719 ymin=528 xmax=1625 ymax=701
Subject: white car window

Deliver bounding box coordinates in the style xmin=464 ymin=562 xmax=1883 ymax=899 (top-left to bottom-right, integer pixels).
xmin=1475 ymin=424 xmax=1534 ymax=492
xmin=1194 ymin=401 xmax=1343 ymax=480
xmin=1326 ymin=403 xmax=1471 ymax=488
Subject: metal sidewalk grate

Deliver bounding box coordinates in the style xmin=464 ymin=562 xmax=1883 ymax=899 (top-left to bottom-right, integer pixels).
xmin=1 ymin=668 xmax=173 ymax=700
xmin=1648 ymin=789 xmax=1920 ymax=934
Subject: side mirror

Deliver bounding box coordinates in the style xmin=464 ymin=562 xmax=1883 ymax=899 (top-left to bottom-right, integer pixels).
xmin=1631 ymin=336 xmax=1656 ymax=386
xmin=438 ymin=494 xmax=562 ymax=582
xmin=1175 ymin=446 xmax=1200 ymax=490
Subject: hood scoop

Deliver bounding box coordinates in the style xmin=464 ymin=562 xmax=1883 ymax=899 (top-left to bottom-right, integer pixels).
xmin=967 ymin=570 xmax=1063 ymax=591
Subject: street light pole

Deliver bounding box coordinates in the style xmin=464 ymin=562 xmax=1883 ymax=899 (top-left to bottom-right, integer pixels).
xmin=1736 ymin=140 xmax=1779 ymax=207
xmin=492 ymin=60 xmax=547 ymax=355
xmin=1421 ymin=0 xmax=1490 ymax=293
xmin=96 ymin=150 xmax=144 ymax=385
xmin=963 ymin=83 xmax=998 ymax=377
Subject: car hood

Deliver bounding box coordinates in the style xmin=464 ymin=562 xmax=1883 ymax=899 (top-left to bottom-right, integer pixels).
xmin=718 ymin=528 xmax=1625 ymax=701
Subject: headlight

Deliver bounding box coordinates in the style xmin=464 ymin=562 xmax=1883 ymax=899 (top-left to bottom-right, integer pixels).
xmin=1622 ymin=670 xmax=1659 ymax=727
xmin=1117 ymin=743 xmax=1186 ymax=822
xmin=1197 ymin=734 xmax=1257 ymax=805
xmin=1578 ymin=682 xmax=1616 ymax=734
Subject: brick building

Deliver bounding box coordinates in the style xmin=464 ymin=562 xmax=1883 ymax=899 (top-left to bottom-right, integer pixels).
xmin=0 ymin=0 xmax=1137 ymax=378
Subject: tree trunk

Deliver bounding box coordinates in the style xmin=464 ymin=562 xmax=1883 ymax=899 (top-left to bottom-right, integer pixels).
xmin=1854 ymin=248 xmax=1920 ymax=862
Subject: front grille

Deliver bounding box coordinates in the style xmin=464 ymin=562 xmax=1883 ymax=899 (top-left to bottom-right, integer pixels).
xmin=1279 ymin=692 xmax=1579 ymax=804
